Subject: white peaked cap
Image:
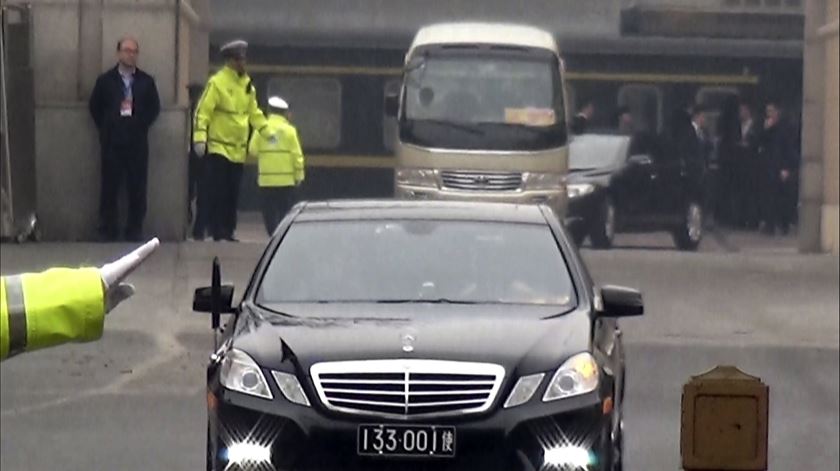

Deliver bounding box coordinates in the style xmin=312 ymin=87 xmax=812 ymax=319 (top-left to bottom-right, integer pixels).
xmin=220 ymin=39 xmax=248 ymax=54
xmin=100 ymin=238 xmax=160 ymax=289
xmin=268 ymin=96 xmax=289 ymax=110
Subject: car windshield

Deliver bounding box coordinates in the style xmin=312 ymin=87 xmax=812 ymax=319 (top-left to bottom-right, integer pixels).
xmin=569 ymin=135 xmax=629 ymax=170
xmin=399 ymin=48 xmax=567 ymax=151
xmin=257 ymin=219 xmax=575 ymax=306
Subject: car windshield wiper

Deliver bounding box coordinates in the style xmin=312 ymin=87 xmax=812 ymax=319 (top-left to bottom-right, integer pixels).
xmin=374 ymin=298 xmax=482 ymax=305
xmin=411 ymin=119 xmax=485 ymax=135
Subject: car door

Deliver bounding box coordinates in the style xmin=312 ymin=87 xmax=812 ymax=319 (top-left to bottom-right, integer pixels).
xmin=611 ymin=134 xmax=657 ymax=227
xmin=650 ymin=135 xmax=687 ymax=224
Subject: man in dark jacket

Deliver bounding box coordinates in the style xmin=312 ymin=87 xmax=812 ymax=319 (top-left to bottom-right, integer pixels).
xmin=758 ymin=102 xmax=799 ymax=236
xmin=89 ymin=36 xmax=160 ymax=241
xmin=736 ymin=102 xmax=761 ymax=228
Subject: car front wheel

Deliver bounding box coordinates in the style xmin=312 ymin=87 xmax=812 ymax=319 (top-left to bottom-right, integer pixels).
xmin=672 ymin=201 xmax=703 ymax=251
xmin=590 ymin=199 xmax=616 ymax=249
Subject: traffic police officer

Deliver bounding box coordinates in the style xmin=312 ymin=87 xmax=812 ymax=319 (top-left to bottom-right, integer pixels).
xmin=248 ymin=96 xmax=306 ymax=235
xmin=193 ymin=40 xmax=275 ymax=242
xmin=0 ymin=239 xmax=159 ymax=360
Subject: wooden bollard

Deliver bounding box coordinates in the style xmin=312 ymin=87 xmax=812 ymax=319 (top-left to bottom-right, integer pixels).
xmin=681 ymin=366 xmax=769 ymax=471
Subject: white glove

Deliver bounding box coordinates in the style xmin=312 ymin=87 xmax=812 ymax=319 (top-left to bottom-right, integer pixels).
xmin=194 ymin=142 xmax=207 ymax=157
xmin=105 ymin=283 xmax=136 ymax=313
xmin=100 ymin=238 xmax=160 ymax=313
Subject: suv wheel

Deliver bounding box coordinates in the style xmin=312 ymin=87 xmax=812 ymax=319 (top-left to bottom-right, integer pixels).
xmin=672 ymin=201 xmax=703 ymax=251
xmin=590 ymin=199 xmax=616 ymax=249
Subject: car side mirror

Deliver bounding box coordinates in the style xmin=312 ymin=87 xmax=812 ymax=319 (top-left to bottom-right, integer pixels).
xmin=384 ymin=92 xmax=400 ymax=118
xmin=628 ymin=154 xmax=653 ymax=166
xmin=192 ymin=257 xmax=235 ymax=330
xmin=598 ymin=285 xmax=644 ymax=317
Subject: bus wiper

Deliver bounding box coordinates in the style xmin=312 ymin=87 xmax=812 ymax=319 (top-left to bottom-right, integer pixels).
xmin=475 ymin=121 xmax=547 ymax=133
xmin=413 ymin=119 xmax=485 ymax=135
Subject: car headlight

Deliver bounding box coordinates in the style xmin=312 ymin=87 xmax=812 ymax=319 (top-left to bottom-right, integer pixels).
xmin=543 ymin=352 xmax=600 ymax=402
xmin=504 ymin=373 xmax=545 ymax=408
xmin=567 ymin=183 xmax=596 ymax=199
xmin=271 ymin=371 xmax=310 ymax=406
xmin=523 ymin=172 xmax=564 ymax=191
xmin=396 ymin=168 xmax=437 ymax=188
xmin=220 ymin=348 xmax=273 ymax=400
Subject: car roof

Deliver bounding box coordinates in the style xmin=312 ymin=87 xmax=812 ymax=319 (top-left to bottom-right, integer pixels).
xmin=293 ymin=200 xmax=549 ymax=224
xmin=409 ymin=22 xmax=559 ymax=56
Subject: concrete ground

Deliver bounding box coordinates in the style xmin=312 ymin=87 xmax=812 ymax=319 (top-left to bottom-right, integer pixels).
xmin=1 ymin=217 xmax=837 ymax=470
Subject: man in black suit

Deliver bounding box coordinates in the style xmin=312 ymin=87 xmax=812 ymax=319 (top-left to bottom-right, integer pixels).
xmin=89 ymin=36 xmax=161 ymax=241
xmin=736 ymin=102 xmax=761 ymax=228
xmin=758 ymin=102 xmax=799 ymax=236
xmin=684 ymin=105 xmax=716 ymax=224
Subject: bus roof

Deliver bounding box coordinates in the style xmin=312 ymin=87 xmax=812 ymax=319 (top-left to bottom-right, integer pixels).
xmin=409 ymin=22 xmax=559 ymax=56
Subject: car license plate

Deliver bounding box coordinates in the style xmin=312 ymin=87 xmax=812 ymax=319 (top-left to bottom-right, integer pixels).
xmin=357 ymin=424 xmax=456 ymax=458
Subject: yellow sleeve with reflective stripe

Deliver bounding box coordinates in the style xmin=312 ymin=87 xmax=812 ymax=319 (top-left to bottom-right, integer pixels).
xmin=247 ymin=125 xmax=262 ymax=164
xmin=193 ymin=80 xmax=219 ymax=144
xmin=0 ymin=268 xmax=106 ymax=361
xmin=291 ymin=128 xmax=305 ymax=182
xmin=247 ymin=84 xmax=271 ymax=139
xmin=1 ymin=280 xmax=9 ymax=359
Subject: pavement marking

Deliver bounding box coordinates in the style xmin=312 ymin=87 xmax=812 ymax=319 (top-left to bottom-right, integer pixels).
xmin=0 ymin=329 xmax=191 ymax=417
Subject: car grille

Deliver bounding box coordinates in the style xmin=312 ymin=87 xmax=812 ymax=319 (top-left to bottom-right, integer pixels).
xmin=440 ymin=171 xmax=523 ymax=192
xmin=310 ymin=360 xmax=505 ymax=419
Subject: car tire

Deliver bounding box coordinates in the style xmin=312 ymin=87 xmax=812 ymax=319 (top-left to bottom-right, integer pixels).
xmin=612 ymin=419 xmax=624 ymax=471
xmin=590 ymin=199 xmax=616 ymax=249
xmin=672 ymin=201 xmax=703 ymax=251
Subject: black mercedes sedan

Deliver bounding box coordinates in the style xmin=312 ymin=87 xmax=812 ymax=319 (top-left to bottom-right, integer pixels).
xmin=195 ymin=200 xmax=643 ymax=471
xmin=565 ymin=133 xmax=705 ymax=251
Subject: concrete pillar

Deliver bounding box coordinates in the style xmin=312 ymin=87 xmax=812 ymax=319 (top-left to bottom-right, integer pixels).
xmin=800 ymin=0 xmax=839 ymax=255
xmin=820 ymin=1 xmax=839 ymax=254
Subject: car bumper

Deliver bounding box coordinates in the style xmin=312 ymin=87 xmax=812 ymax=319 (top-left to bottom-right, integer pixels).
xmin=208 ymin=387 xmax=611 ymax=471
xmin=394 ymin=184 xmax=567 ymax=218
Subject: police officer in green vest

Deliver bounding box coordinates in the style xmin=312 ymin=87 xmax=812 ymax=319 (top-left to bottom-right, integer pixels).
xmin=248 ymin=96 xmax=306 ymax=236
xmin=0 ymin=239 xmax=159 ymax=360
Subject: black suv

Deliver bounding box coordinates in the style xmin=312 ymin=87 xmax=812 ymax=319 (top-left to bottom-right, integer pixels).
xmin=565 ymin=133 xmax=706 ymax=250
xmin=195 ymin=200 xmax=643 ymax=471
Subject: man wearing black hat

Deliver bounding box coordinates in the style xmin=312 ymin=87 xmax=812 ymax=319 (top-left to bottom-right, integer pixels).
xmin=193 ymin=40 xmax=274 ymax=241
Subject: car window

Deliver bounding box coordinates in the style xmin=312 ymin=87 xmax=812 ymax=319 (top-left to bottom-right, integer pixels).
xmin=257 ymin=220 xmax=575 ymax=307
xmin=569 ymin=135 xmax=629 ymax=170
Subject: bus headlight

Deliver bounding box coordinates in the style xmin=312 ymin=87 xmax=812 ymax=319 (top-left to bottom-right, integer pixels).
xmin=396 ymin=168 xmax=438 ymax=188
xmin=523 ymin=172 xmax=564 ymax=191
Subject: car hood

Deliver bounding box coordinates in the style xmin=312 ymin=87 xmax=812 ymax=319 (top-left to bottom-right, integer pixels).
xmin=231 ymin=303 xmax=592 ymax=377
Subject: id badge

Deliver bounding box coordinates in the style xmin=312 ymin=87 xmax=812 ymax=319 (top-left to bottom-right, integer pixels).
xmin=120 ymin=99 xmax=133 ymax=117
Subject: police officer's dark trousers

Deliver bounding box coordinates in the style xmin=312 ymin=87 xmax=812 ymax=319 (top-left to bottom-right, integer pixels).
xmin=206 ymin=153 xmax=243 ymax=241
xmin=99 ymin=144 xmax=148 ymax=241
xmin=189 ymin=154 xmax=210 ymax=239
xmin=260 ymin=186 xmax=296 ymax=236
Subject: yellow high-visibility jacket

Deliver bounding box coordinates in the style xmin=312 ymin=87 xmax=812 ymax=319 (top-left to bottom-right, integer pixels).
xmin=0 ymin=268 xmax=105 ymax=361
xmin=193 ymin=66 xmax=271 ymax=163
xmin=248 ymin=114 xmax=305 ymax=187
